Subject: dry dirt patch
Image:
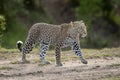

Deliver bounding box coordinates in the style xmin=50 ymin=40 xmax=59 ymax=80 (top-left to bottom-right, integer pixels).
xmin=0 ymin=48 xmax=120 ymax=80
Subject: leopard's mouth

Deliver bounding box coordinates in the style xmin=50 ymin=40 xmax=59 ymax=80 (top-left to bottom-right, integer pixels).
xmin=79 ymin=34 xmax=87 ymax=39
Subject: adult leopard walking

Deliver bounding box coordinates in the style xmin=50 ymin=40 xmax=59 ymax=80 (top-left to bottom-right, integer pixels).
xmin=17 ymin=20 xmax=87 ymax=66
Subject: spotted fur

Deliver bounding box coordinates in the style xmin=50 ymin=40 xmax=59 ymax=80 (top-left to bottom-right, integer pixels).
xmin=16 ymin=20 xmax=87 ymax=66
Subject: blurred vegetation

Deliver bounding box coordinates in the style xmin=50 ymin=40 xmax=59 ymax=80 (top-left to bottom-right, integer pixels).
xmin=0 ymin=15 xmax=6 ymax=48
xmin=0 ymin=0 xmax=120 ymax=49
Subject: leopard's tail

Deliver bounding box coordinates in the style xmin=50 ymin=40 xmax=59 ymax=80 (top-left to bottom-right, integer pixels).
xmin=16 ymin=40 xmax=23 ymax=52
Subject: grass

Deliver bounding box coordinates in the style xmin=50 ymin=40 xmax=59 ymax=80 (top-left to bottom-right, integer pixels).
xmin=82 ymin=47 xmax=120 ymax=59
xmin=0 ymin=48 xmax=18 ymax=53
xmin=0 ymin=48 xmax=20 ymax=59
xmin=103 ymin=77 xmax=120 ymax=80
xmin=38 ymin=63 xmax=48 ymax=66
xmin=0 ymin=66 xmax=13 ymax=70
xmin=46 ymin=57 xmax=55 ymax=62
xmin=33 ymin=57 xmax=55 ymax=63
xmin=0 ymin=47 xmax=120 ymax=62
xmin=108 ymin=63 xmax=120 ymax=67
xmin=33 ymin=59 xmax=41 ymax=63
xmin=11 ymin=60 xmax=21 ymax=64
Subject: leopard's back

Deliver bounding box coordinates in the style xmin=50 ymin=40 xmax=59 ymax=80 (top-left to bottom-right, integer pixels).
xmin=28 ymin=23 xmax=61 ymax=44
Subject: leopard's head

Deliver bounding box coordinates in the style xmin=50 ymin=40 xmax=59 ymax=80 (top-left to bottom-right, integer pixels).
xmin=70 ymin=20 xmax=87 ymax=38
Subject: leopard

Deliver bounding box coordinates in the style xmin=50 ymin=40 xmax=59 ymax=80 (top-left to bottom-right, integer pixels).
xmin=16 ymin=20 xmax=88 ymax=66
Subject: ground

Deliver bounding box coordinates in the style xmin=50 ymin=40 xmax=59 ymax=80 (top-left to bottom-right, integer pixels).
xmin=0 ymin=47 xmax=120 ymax=80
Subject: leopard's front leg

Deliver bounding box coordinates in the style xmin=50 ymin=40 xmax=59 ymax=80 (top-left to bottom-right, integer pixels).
xmin=39 ymin=43 xmax=50 ymax=64
xmin=55 ymin=45 xmax=62 ymax=66
xmin=72 ymin=41 xmax=87 ymax=64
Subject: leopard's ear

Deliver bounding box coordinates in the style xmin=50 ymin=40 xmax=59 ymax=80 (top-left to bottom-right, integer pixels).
xmin=70 ymin=21 xmax=73 ymax=27
xmin=80 ymin=20 xmax=84 ymax=23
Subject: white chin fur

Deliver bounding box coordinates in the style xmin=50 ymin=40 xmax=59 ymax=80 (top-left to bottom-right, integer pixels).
xmin=17 ymin=40 xmax=23 ymax=44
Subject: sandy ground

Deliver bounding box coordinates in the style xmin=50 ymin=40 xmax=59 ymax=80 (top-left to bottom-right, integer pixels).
xmin=0 ymin=51 xmax=120 ymax=80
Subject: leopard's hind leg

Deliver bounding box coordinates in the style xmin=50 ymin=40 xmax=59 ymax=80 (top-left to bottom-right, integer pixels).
xmin=22 ymin=38 xmax=35 ymax=63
